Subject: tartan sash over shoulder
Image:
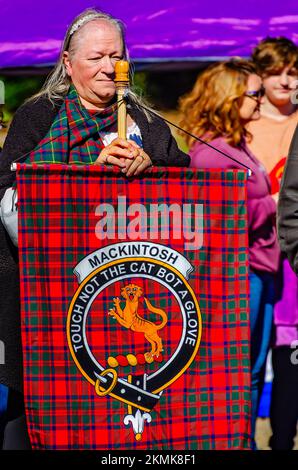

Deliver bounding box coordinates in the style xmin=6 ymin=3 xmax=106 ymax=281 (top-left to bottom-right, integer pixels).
xmin=16 ymin=164 xmax=252 ymax=450
xmin=27 ymin=86 xmax=118 ymax=164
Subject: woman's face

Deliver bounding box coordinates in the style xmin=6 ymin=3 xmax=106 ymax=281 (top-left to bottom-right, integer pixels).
xmin=63 ymin=20 xmax=123 ymax=109
xmin=239 ymin=74 xmax=263 ymax=122
xmin=262 ymin=67 xmax=298 ymax=107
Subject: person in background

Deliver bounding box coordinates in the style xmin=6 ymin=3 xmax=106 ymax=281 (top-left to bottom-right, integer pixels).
xmin=247 ymin=37 xmax=298 ymax=183
xmin=248 ymin=37 xmax=298 ymax=450
xmin=0 ymin=105 xmax=3 ymax=151
xmin=179 ymin=59 xmax=279 ymax=448
xmin=0 ymin=105 xmax=7 ymax=446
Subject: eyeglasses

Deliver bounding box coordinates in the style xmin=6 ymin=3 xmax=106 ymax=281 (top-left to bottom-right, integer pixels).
xmin=244 ymin=86 xmax=265 ymax=101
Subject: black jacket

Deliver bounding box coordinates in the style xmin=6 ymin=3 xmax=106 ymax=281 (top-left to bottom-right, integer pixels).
xmin=0 ymin=97 xmax=189 ymax=392
xmin=278 ymin=124 xmax=298 ymax=272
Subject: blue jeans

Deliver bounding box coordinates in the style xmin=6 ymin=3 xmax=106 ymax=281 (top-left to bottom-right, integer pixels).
xmin=0 ymin=384 xmax=9 ymax=446
xmin=0 ymin=386 xmax=31 ymax=449
xmin=249 ymin=271 xmax=275 ymax=441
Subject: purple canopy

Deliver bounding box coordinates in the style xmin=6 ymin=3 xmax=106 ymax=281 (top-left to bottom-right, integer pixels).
xmin=0 ymin=0 xmax=298 ymax=69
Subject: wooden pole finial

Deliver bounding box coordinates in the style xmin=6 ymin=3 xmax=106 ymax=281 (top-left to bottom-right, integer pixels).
xmin=115 ymin=60 xmax=129 ymax=82
xmin=115 ymin=61 xmax=130 ymax=140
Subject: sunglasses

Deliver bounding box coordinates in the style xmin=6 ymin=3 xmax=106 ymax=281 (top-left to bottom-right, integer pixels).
xmin=244 ymin=86 xmax=265 ymax=101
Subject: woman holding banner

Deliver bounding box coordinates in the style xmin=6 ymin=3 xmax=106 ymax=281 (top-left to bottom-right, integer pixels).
xmin=0 ymin=8 xmax=189 ymax=448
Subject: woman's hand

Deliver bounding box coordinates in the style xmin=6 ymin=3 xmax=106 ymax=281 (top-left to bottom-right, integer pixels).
xmin=122 ymin=140 xmax=153 ymax=177
xmin=272 ymin=193 xmax=279 ymax=204
xmin=95 ymin=138 xmax=152 ymax=176
xmin=95 ymin=138 xmax=138 ymax=168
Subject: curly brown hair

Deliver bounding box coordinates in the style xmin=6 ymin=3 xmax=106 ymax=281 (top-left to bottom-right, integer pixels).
xmin=178 ymin=59 xmax=257 ymax=148
xmin=252 ymin=37 xmax=298 ymax=76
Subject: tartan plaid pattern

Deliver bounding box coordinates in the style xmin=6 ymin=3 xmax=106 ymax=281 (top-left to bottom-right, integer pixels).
xmin=16 ymin=164 xmax=251 ymax=450
xmin=26 ymin=86 xmax=118 ymax=164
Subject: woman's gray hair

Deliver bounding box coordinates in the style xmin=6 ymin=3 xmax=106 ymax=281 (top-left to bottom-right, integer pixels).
xmin=31 ymin=8 xmax=152 ymax=120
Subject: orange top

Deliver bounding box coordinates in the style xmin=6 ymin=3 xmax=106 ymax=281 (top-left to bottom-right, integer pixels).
xmin=246 ymin=111 xmax=298 ymax=174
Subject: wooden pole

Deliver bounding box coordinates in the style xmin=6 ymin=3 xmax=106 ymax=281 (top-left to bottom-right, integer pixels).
xmin=114 ymin=60 xmax=130 ymax=140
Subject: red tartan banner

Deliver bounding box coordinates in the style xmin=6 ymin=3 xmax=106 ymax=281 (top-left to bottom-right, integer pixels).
xmin=16 ymin=164 xmax=251 ymax=450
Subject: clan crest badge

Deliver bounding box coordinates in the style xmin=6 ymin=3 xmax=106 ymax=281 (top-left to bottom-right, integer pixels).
xmin=67 ymin=241 xmax=202 ymax=440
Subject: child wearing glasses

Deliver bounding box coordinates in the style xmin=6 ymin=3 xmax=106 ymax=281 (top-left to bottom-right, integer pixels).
xmin=178 ymin=59 xmax=279 ymax=449
xmin=248 ymin=37 xmax=298 ymax=451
